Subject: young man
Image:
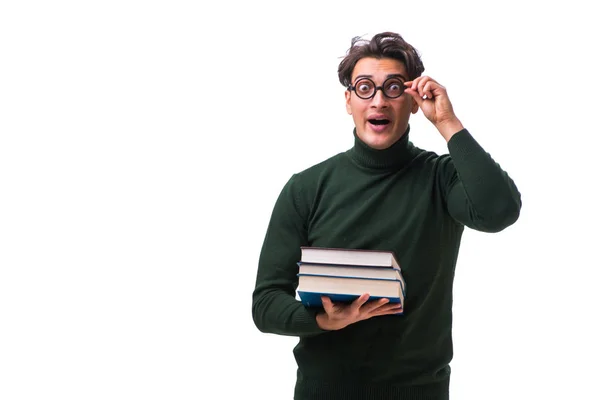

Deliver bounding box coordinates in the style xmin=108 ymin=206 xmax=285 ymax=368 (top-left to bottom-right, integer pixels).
xmin=252 ymin=32 xmax=521 ymax=400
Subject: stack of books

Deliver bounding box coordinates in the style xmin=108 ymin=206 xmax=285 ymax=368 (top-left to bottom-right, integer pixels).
xmin=296 ymin=246 xmax=406 ymax=312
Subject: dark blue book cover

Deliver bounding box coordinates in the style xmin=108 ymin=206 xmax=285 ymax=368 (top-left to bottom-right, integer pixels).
xmin=298 ymin=291 xmax=403 ymax=314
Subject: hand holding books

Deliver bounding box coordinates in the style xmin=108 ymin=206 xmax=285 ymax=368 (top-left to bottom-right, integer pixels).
xmin=316 ymin=293 xmax=404 ymax=331
xmin=296 ymin=247 xmax=407 ymax=330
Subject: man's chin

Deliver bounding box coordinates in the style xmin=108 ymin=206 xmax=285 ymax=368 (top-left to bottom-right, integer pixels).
xmin=362 ymin=131 xmax=399 ymax=150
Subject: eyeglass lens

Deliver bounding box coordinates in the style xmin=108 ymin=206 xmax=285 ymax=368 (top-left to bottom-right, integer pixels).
xmin=353 ymin=77 xmax=405 ymax=99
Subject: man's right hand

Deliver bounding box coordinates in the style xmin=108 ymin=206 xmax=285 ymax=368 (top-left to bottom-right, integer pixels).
xmin=315 ymin=293 xmax=403 ymax=331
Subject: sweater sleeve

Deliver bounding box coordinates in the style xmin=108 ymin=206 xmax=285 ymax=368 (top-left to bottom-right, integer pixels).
xmin=252 ymin=174 xmax=326 ymax=336
xmin=441 ymin=129 xmax=522 ymax=232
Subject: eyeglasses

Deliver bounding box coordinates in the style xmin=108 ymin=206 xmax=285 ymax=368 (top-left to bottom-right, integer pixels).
xmin=347 ymin=77 xmax=405 ymax=100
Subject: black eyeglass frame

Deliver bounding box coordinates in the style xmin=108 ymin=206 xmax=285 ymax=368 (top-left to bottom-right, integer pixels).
xmin=347 ymin=77 xmax=406 ymax=100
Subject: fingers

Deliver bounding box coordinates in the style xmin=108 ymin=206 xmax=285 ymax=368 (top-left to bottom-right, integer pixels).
xmin=370 ymin=300 xmax=403 ymax=314
xmin=359 ymin=297 xmax=389 ymax=314
xmin=373 ymin=303 xmax=404 ymax=316
xmin=321 ymin=296 xmax=334 ymax=312
xmin=320 ymin=295 xmax=403 ymax=329
xmin=405 ymin=76 xmax=444 ymax=100
xmin=358 ymin=297 xmax=403 ymax=316
xmin=322 ymin=294 xmax=371 ymax=315
xmin=422 ymin=82 xmax=434 ymax=100
xmin=323 ymin=294 xmax=370 ymax=315
xmin=410 ymin=76 xmax=436 ymax=98
xmin=404 ymin=83 xmax=425 ymax=108
xmin=350 ymin=293 xmax=371 ymax=311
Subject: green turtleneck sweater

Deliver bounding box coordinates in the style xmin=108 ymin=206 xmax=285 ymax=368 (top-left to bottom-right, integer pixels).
xmin=252 ymin=127 xmax=521 ymax=400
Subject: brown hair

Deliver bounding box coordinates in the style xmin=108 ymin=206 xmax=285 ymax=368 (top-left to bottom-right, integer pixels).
xmin=338 ymin=32 xmax=425 ymax=87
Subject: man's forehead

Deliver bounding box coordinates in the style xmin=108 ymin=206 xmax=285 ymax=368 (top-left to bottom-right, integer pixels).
xmin=352 ymin=57 xmax=408 ymax=80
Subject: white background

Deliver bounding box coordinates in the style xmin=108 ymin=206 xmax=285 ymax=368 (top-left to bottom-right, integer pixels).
xmin=1 ymin=1 xmax=599 ymax=399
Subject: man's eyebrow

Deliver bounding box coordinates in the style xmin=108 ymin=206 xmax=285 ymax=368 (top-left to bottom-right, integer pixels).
xmin=387 ymin=73 xmax=408 ymax=81
xmin=354 ymin=73 xmax=408 ymax=82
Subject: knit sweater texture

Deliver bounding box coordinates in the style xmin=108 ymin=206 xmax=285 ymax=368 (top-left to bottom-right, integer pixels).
xmin=252 ymin=127 xmax=521 ymax=400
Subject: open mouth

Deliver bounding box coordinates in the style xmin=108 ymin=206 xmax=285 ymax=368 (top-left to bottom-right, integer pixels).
xmin=368 ymin=118 xmax=390 ymax=126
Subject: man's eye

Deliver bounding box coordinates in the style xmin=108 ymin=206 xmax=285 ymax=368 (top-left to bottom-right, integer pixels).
xmin=385 ymin=81 xmax=404 ymax=96
xmin=358 ymin=84 xmax=371 ymax=92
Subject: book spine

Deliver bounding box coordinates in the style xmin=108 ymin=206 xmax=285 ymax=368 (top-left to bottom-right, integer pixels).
xmin=297 ymin=261 xmax=398 ymax=270
xmin=297 ymin=273 xmax=403 ymax=283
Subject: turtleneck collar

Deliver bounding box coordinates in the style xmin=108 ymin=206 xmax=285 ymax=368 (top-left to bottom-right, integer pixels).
xmin=346 ymin=125 xmax=418 ymax=171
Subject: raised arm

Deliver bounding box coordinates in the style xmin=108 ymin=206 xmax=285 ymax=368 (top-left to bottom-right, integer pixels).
xmin=439 ymin=130 xmax=521 ymax=231
xmin=405 ymin=77 xmax=521 ymax=231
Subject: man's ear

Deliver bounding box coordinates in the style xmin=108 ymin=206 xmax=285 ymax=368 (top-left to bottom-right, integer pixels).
xmin=345 ymin=90 xmax=352 ymax=115
xmin=411 ymin=97 xmax=419 ymax=114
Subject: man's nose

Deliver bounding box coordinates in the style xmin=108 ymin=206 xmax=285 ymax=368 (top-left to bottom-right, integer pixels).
xmin=371 ymin=88 xmax=388 ymax=107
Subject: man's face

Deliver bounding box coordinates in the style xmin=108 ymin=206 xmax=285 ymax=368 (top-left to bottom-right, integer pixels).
xmin=345 ymin=57 xmax=418 ymax=150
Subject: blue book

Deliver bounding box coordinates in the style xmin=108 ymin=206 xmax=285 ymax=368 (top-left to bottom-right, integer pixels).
xmin=298 ymin=291 xmax=403 ymax=307
xmin=296 ymin=274 xmax=404 ymax=312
